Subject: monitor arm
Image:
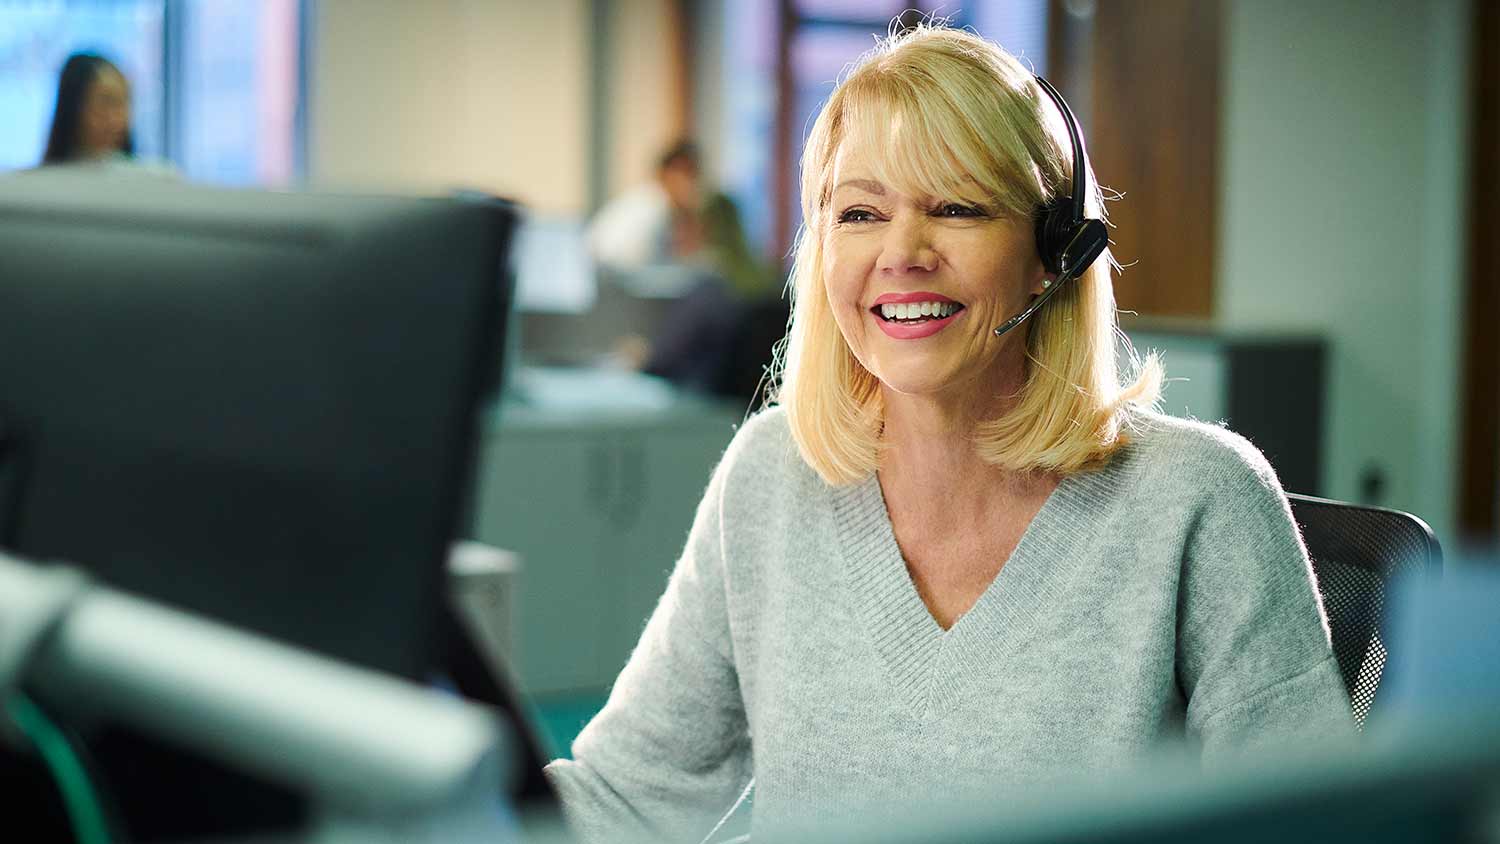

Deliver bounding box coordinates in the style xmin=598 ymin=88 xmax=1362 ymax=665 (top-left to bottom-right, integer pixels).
xmin=0 ymin=551 xmax=512 ymax=820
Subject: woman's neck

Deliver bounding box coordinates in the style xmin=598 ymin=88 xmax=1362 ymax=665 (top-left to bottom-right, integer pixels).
xmin=876 ymin=349 xmax=1040 ymax=509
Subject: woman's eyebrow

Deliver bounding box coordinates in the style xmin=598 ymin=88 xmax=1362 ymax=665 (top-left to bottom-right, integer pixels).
xmin=833 ymin=179 xmax=885 ymax=195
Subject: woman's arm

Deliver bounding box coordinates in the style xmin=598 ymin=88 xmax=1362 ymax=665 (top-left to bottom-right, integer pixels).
xmin=544 ymin=451 xmax=752 ymax=844
xmin=1175 ymin=442 xmax=1356 ymax=761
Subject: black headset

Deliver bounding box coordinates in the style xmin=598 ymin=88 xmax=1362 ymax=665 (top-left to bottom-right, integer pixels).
xmin=993 ymin=75 xmax=1108 ymax=338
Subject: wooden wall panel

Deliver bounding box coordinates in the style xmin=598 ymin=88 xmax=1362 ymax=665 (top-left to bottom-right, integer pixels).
xmin=1087 ymin=0 xmax=1222 ymax=318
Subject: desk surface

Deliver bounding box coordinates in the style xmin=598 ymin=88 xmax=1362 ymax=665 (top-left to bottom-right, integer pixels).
xmin=487 ymin=366 xmax=745 ymax=433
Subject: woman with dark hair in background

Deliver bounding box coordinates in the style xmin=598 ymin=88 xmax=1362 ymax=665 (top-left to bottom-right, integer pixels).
xmin=42 ymin=52 xmax=134 ymax=165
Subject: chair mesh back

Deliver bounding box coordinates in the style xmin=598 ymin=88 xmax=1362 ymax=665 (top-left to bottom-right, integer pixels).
xmin=1287 ymin=494 xmax=1441 ymax=728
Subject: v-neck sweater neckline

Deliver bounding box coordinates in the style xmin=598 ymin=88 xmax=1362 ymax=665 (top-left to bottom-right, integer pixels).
xmin=831 ymin=454 xmax=1138 ymax=713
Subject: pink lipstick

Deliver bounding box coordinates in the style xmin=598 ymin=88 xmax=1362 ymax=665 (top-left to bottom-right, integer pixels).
xmin=870 ymin=291 xmax=965 ymax=340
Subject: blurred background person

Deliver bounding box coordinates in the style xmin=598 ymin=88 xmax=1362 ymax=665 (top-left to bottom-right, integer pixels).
xmin=40 ymin=50 xmax=176 ymax=178
xmin=590 ymin=139 xmax=768 ymax=300
xmin=589 ymin=139 xmax=781 ymax=396
xmin=42 ymin=52 xmax=134 ymax=165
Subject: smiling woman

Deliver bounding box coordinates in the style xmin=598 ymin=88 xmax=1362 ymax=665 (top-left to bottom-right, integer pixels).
xmin=545 ymin=23 xmax=1357 ymax=844
xmin=779 ymin=27 xmax=1158 ymax=484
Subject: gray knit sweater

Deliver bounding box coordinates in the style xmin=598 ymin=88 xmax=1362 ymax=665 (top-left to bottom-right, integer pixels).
xmin=545 ymin=407 xmax=1354 ymax=842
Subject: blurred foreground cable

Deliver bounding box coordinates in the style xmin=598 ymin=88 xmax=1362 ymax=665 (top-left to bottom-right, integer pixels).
xmin=5 ymin=693 xmax=111 ymax=844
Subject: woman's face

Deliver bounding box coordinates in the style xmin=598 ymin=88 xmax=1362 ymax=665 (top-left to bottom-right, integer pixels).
xmin=822 ymin=139 xmax=1047 ymax=404
xmin=80 ymin=67 xmax=130 ymax=158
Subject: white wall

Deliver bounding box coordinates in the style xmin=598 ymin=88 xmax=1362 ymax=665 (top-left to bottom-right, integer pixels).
xmin=309 ymin=0 xmax=591 ymax=213
xmin=605 ymin=0 xmax=680 ymax=196
xmin=1216 ymin=0 xmax=1470 ymax=545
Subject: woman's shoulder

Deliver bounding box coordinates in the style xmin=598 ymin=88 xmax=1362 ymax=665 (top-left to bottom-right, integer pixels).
xmin=1120 ymin=407 xmax=1284 ymax=498
xmin=712 ymin=405 xmax=824 ymax=502
xmin=719 ymin=405 xmax=801 ymax=476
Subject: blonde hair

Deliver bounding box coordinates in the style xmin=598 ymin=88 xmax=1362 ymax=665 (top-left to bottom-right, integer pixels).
xmin=772 ymin=24 xmax=1161 ymax=485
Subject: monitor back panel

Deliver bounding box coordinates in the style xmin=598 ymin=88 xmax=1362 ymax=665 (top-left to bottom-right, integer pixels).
xmin=0 ymin=171 xmax=513 ymax=681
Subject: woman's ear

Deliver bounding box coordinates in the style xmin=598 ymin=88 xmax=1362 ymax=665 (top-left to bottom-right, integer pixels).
xmin=1029 ymin=264 xmax=1052 ymax=297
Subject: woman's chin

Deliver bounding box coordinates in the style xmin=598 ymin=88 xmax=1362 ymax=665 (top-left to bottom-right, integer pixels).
xmin=872 ymin=367 xmax=965 ymax=400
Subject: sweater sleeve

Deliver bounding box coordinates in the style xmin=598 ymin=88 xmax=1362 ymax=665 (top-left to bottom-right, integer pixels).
xmin=1174 ymin=437 xmax=1356 ymax=762
xmin=543 ymin=440 xmax=751 ymax=844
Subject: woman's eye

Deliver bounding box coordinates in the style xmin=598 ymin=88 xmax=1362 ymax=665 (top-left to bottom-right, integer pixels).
xmin=936 ymin=203 xmax=983 ymax=218
xmin=837 ymin=208 xmax=878 ymax=224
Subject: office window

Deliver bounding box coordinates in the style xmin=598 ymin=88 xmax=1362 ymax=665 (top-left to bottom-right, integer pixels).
xmin=795 ymin=0 xmax=907 ymax=21
xmin=0 ymin=0 xmax=303 ymax=184
xmin=175 ymin=0 xmax=302 ymax=185
xmin=720 ymin=0 xmax=779 ymax=258
xmin=971 ymin=1 xmax=1049 ymax=76
xmin=0 ymin=1 xmax=166 ymax=169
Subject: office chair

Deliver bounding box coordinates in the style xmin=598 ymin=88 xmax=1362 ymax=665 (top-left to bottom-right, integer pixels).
xmin=1285 ymin=493 xmax=1443 ymax=728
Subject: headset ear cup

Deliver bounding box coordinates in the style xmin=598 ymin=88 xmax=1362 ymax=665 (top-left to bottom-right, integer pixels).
xmin=1034 ymin=201 xmax=1072 ymax=275
xmin=1058 ymin=218 xmax=1108 ymax=278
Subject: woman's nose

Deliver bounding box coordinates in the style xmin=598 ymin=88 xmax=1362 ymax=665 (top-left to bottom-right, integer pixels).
xmin=876 ymin=215 xmax=938 ymax=275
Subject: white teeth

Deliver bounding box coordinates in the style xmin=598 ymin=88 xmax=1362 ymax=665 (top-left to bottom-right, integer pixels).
xmin=878 ymin=301 xmax=958 ymax=320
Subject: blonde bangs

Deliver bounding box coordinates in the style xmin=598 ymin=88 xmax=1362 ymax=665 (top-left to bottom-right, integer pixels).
xmin=820 ymin=48 xmax=1054 ymax=223
xmin=839 ymin=90 xmax=1004 ymax=216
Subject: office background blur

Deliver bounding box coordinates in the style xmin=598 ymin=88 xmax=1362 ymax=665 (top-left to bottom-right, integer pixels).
xmin=3 ymin=0 xmax=1494 ymax=752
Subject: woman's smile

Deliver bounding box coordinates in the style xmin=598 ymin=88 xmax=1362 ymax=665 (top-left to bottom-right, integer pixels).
xmin=870 ymin=291 xmax=968 ymax=339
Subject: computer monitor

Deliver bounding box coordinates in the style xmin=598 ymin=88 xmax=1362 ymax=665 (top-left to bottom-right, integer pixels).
xmin=511 ymin=213 xmax=597 ymax=314
xmin=0 ymin=168 xmax=549 ymax=838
